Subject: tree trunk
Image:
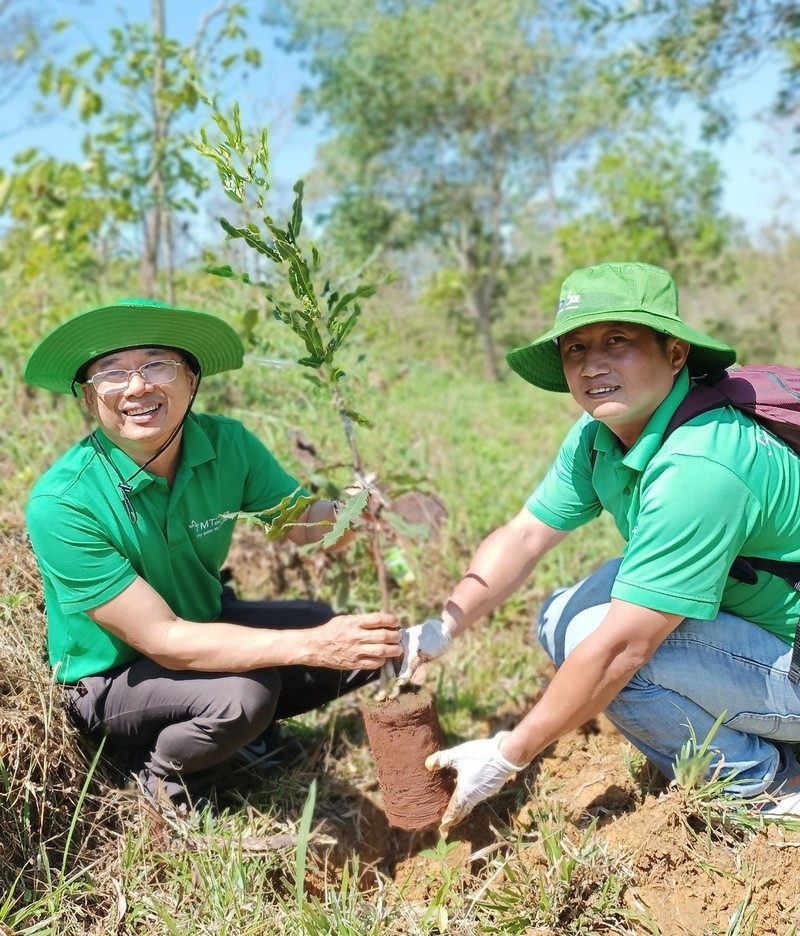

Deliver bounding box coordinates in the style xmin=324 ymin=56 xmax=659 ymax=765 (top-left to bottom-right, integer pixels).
xmin=455 ymin=218 xmax=500 ymax=382
xmin=140 ymin=0 xmax=166 ymax=298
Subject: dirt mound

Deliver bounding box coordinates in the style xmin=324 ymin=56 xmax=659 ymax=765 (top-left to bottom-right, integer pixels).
xmin=523 ymin=715 xmax=800 ymax=934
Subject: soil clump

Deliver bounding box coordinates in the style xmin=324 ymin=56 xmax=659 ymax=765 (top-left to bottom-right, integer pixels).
xmin=361 ymin=688 xmax=454 ymax=830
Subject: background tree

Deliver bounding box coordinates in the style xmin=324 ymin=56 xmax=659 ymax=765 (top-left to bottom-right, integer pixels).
xmin=590 ymin=0 xmax=800 ymax=140
xmin=0 ymin=0 xmax=53 ymax=119
xmin=555 ymin=124 xmax=734 ymax=281
xmin=35 ymin=0 xmax=262 ymax=301
xmin=270 ymin=0 xmax=635 ymax=379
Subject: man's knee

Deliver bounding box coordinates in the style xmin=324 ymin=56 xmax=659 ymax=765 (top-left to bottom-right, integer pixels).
xmin=536 ymin=558 xmax=621 ymax=667
xmin=206 ymin=668 xmax=282 ymax=735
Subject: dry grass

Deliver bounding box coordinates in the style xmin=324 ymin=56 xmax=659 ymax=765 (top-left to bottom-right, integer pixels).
xmin=0 ymin=526 xmax=132 ymax=906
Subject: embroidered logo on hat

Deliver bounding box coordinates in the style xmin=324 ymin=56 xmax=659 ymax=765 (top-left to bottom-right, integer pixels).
xmin=557 ymin=292 xmax=581 ymax=316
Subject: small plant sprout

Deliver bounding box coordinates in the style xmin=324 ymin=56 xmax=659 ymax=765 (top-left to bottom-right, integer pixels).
xmin=672 ymin=710 xmax=728 ymax=793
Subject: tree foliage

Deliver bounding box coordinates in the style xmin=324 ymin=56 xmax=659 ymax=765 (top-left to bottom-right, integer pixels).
xmin=0 ymin=0 xmax=53 ymax=116
xmin=588 ymin=0 xmax=800 ymax=139
xmin=31 ymin=0 xmax=262 ymax=300
xmin=270 ymin=0 xmax=634 ymax=378
xmin=556 ymin=124 xmax=734 ymax=278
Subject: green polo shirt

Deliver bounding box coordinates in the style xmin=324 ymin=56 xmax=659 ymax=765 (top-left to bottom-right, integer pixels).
xmin=26 ymin=413 xmax=305 ymax=683
xmin=528 ymin=368 xmax=800 ymax=643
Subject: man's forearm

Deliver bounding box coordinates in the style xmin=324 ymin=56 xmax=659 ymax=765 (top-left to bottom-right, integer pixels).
xmin=88 ymin=576 xmax=399 ymax=672
xmin=156 ymin=619 xmax=319 ymax=671
xmin=442 ymin=512 xmax=567 ymax=636
xmin=499 ymin=601 xmax=683 ymax=766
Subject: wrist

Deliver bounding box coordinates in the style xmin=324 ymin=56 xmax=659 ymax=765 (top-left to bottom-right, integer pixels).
xmin=495 ymin=731 xmax=528 ymax=771
xmin=428 ymin=617 xmax=453 ymax=645
xmin=440 ymin=609 xmax=460 ymax=637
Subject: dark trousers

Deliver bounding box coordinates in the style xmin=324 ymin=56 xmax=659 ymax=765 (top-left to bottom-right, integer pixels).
xmin=63 ymin=594 xmax=378 ymax=804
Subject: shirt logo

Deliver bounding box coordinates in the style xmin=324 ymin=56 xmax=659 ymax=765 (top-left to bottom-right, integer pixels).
xmin=189 ymin=515 xmax=231 ymax=538
xmin=557 ymin=292 xmax=581 ymax=316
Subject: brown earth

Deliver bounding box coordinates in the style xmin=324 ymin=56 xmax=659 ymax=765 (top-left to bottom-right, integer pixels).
xmin=361 ymin=688 xmax=455 ymax=830
xmin=383 ymin=712 xmax=800 ymax=934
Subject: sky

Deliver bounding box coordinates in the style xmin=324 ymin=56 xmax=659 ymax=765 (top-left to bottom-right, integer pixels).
xmin=0 ymin=0 xmax=794 ymax=239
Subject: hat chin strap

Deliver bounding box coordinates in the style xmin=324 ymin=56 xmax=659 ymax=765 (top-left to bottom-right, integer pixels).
xmin=90 ymin=371 xmax=202 ymax=524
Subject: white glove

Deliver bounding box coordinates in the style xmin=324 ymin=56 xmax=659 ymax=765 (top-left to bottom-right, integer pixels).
xmin=395 ymin=617 xmax=452 ymax=686
xmin=425 ymin=731 xmax=526 ymax=836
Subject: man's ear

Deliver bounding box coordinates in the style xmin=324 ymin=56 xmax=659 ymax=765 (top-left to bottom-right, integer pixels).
xmin=81 ymin=384 xmax=97 ymax=415
xmin=670 ymin=338 xmax=691 ymax=373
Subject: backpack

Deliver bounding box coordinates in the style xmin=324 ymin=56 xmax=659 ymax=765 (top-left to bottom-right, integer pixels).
xmin=664 ymin=365 xmax=800 ymax=682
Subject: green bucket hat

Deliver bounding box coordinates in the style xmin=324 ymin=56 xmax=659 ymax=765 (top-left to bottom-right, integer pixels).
xmin=25 ymin=298 xmax=245 ymax=394
xmin=506 ymin=261 xmax=737 ymax=392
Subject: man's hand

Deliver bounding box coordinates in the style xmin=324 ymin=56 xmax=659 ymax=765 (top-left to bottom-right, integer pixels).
xmin=395 ymin=618 xmax=452 ymax=686
xmin=425 ymin=732 xmax=526 ymax=836
xmin=306 ymin=611 xmax=402 ymax=670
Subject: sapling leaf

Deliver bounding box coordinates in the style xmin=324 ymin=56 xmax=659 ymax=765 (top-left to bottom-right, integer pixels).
xmin=332 ymin=309 xmax=361 ymax=345
xmin=381 ymin=510 xmax=431 ymax=541
xmin=291 ymin=179 xmax=304 ymax=239
xmin=208 ymin=263 xmax=235 ymax=277
xmin=320 ymin=489 xmax=370 ymax=548
xmin=219 ymin=493 xmax=315 ymax=541
xmin=343 ymin=408 xmax=372 ymax=427
xmin=220 ymin=217 xmax=280 ymax=260
xmin=263 ymin=493 xmax=316 ymax=541
xmin=330 ymin=284 xmax=377 ymax=318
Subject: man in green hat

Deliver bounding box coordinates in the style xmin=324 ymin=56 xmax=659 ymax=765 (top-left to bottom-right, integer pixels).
xmin=396 ymin=261 xmax=800 ymax=834
xmin=24 ymin=298 xmax=401 ymax=814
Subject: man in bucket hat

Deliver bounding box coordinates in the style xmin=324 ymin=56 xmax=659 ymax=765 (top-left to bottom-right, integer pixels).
xmin=397 ymin=261 xmax=800 ymax=834
xmin=24 ymin=298 xmax=401 ymax=815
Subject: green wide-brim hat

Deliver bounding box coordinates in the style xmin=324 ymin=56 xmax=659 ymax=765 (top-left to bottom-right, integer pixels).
xmin=25 ymin=298 xmax=245 ymax=394
xmin=506 ymin=261 xmax=737 ymax=392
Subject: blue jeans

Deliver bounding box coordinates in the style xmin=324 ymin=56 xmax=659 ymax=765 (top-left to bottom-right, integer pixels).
xmin=537 ymin=559 xmax=800 ymax=796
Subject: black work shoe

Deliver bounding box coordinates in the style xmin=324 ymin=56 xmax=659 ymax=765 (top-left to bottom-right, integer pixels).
xmin=234 ymin=722 xmax=305 ymax=770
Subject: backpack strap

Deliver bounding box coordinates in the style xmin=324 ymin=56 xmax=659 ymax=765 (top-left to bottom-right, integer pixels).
xmin=790 ymin=624 xmax=800 ymax=685
xmin=729 ymin=556 xmax=800 ymax=685
xmin=663 ymin=372 xmax=731 ymax=442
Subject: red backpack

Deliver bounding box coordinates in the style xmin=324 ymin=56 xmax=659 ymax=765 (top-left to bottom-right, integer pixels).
xmin=664 ymin=365 xmax=800 ymax=682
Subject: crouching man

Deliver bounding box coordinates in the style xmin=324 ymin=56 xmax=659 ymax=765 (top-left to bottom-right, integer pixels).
xmin=398 ymin=261 xmax=800 ymax=833
xmin=24 ymin=297 xmax=401 ymax=813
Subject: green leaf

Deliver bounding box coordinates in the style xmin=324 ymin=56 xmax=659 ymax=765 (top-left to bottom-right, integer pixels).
xmin=381 ymin=509 xmax=431 ymax=541
xmin=219 ymin=217 xmax=280 ymax=260
xmin=264 ymin=493 xmax=315 ymax=541
xmin=295 ymin=779 xmax=317 ymax=911
xmin=330 ymin=284 xmax=377 ymax=319
xmin=38 ymin=62 xmax=53 ymax=95
xmin=290 ymin=179 xmax=304 ymax=239
xmin=320 ymin=489 xmax=369 ymax=548
xmin=343 ymin=408 xmax=372 ymax=428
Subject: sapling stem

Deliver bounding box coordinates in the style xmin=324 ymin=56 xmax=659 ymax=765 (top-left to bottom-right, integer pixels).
xmin=196 ymin=103 xmax=397 ymax=697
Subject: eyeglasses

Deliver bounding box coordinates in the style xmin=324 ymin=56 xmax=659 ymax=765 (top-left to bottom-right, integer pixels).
xmin=85 ymin=360 xmax=184 ymax=395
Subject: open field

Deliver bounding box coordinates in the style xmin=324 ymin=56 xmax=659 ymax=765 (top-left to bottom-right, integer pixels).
xmin=3 ymin=294 xmax=800 ymax=934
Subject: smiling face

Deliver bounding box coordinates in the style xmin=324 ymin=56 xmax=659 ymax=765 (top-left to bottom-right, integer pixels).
xmin=81 ymin=346 xmax=198 ymax=473
xmin=559 ymin=322 xmax=689 ymax=449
